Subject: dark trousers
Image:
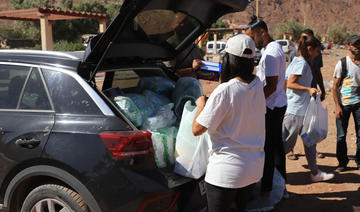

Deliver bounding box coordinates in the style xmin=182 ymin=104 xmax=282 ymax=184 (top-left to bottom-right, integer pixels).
xmin=261 ymin=106 xmax=287 ymax=192
xmin=336 ymin=103 xmax=360 ymax=166
xmin=205 ymin=182 xmax=255 ymax=212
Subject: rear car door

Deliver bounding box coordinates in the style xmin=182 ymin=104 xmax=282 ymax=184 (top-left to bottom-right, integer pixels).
xmin=0 ymin=63 xmax=55 ymax=185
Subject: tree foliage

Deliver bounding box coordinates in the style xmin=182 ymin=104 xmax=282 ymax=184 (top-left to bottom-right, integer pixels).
xmin=209 ymin=18 xmax=229 ymax=40
xmin=327 ymin=23 xmax=351 ymax=44
xmin=274 ymin=19 xmax=308 ymax=41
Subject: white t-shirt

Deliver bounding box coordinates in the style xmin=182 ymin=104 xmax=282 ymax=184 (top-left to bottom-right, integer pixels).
xmin=256 ymin=41 xmax=287 ymax=109
xmin=196 ymin=77 xmax=266 ymax=188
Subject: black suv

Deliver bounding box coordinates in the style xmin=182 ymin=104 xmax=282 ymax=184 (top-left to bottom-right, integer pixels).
xmin=0 ymin=0 xmax=249 ymax=211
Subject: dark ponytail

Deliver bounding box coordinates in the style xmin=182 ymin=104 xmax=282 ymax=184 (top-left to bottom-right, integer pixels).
xmin=298 ymin=35 xmax=321 ymax=62
xmin=220 ymin=53 xmax=255 ymax=83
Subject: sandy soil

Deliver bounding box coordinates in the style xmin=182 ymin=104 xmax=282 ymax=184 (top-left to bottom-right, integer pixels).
xmin=200 ymin=48 xmax=360 ymax=212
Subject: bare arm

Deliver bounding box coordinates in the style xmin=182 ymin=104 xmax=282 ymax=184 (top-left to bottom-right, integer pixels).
xmin=332 ymin=78 xmax=343 ymax=119
xmin=287 ymin=74 xmax=318 ymax=96
xmin=315 ymin=68 xmax=326 ymax=101
xmin=264 ymin=76 xmax=278 ymax=99
xmin=192 ymin=96 xmax=208 ymax=136
xmin=175 ymin=59 xmax=204 ymax=77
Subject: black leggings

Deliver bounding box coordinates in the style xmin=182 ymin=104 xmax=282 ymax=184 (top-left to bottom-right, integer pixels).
xmin=205 ymin=182 xmax=255 ymax=212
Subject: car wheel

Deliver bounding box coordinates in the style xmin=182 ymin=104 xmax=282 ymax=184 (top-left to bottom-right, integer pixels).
xmin=21 ymin=184 xmax=89 ymax=212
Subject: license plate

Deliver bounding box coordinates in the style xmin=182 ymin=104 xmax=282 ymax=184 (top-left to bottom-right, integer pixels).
xmin=199 ymin=180 xmax=206 ymax=196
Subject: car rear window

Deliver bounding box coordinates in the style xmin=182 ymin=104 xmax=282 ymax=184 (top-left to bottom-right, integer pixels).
xmin=42 ymin=69 xmax=102 ymax=115
xmin=0 ymin=65 xmax=30 ymax=109
xmin=135 ymin=10 xmax=201 ymax=49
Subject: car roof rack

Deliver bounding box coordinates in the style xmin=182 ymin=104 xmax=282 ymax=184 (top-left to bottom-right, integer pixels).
xmin=0 ymin=50 xmax=82 ymax=60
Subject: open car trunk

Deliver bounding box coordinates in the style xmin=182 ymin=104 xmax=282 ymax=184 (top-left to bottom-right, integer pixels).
xmin=79 ymin=0 xmax=250 ymax=81
xmin=96 ymin=64 xmax=207 ymax=211
xmin=83 ymin=0 xmax=251 ymax=210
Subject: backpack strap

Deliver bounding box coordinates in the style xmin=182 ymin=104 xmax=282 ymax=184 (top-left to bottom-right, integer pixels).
xmin=340 ymin=57 xmax=347 ymax=85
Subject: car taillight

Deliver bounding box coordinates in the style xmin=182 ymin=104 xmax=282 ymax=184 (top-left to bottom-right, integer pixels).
xmin=100 ymin=130 xmax=153 ymax=159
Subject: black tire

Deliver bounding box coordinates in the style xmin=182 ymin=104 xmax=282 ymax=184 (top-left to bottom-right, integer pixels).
xmin=21 ymin=184 xmax=89 ymax=212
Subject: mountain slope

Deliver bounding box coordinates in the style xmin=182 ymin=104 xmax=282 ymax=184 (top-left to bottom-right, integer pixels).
xmin=225 ymin=0 xmax=360 ymax=35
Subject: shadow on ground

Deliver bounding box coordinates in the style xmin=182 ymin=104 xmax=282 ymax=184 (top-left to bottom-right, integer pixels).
xmin=274 ymin=187 xmax=360 ymax=212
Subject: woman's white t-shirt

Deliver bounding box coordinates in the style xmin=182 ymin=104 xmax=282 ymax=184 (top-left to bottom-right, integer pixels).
xmin=196 ymin=77 xmax=266 ymax=188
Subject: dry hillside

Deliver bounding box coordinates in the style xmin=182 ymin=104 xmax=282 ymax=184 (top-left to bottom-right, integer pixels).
xmin=225 ymin=0 xmax=360 ymax=35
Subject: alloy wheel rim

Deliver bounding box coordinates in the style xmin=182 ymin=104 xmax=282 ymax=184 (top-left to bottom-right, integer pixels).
xmin=30 ymin=198 xmax=73 ymax=212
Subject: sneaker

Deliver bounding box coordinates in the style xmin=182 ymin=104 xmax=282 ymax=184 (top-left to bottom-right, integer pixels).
xmin=311 ymin=170 xmax=334 ymax=182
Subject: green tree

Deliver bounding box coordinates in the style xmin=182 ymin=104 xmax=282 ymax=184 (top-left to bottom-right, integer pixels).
xmin=274 ymin=19 xmax=308 ymax=41
xmin=55 ymin=0 xmax=73 ymax=10
xmin=327 ymin=23 xmax=351 ymax=44
xmin=105 ymin=1 xmax=123 ymax=22
xmin=209 ymin=18 xmax=229 ymax=40
xmin=10 ymin=0 xmax=50 ymax=9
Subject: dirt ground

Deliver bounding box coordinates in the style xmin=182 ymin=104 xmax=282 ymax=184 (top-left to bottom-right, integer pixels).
xmin=200 ymin=48 xmax=360 ymax=212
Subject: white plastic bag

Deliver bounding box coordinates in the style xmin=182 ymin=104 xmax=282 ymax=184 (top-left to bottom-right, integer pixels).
xmin=174 ymin=101 xmax=210 ymax=179
xmin=150 ymin=127 xmax=178 ymax=168
xmin=142 ymin=103 xmax=177 ymax=131
xmin=246 ymin=169 xmax=285 ymax=212
xmin=301 ymin=94 xmax=328 ymax=147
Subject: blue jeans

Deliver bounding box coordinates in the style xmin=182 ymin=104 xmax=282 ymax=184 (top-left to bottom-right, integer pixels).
xmin=336 ymin=103 xmax=360 ymax=166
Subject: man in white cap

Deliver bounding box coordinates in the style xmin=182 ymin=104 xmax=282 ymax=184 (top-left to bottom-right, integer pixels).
xmin=192 ymin=34 xmax=266 ymax=212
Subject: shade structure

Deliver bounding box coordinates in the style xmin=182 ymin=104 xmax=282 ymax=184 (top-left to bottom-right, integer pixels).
xmin=0 ymin=7 xmax=107 ymax=50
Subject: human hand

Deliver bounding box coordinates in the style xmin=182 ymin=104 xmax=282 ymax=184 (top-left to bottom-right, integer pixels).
xmin=192 ymin=59 xmax=204 ymax=70
xmin=195 ymin=95 xmax=207 ymax=109
xmin=335 ymin=105 xmax=343 ymax=119
xmin=308 ymin=88 xmax=319 ymax=97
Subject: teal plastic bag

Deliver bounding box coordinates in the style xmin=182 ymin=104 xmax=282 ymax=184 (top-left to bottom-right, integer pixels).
xmin=114 ymin=96 xmax=143 ymax=127
xmin=143 ymin=90 xmax=171 ymax=110
xmin=125 ymin=93 xmax=155 ymax=120
xmin=137 ymin=76 xmax=175 ymax=97
xmin=172 ymin=77 xmax=203 ymax=117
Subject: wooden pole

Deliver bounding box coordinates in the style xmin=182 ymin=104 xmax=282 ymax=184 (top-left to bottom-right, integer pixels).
xmin=98 ymin=18 xmax=107 ymax=33
xmin=40 ymin=16 xmax=53 ymax=51
xmin=256 ymin=0 xmax=259 ymax=17
xmin=213 ymin=33 xmax=217 ymax=55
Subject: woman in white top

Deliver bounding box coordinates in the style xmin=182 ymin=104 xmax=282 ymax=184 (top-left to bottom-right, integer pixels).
xmin=192 ymin=34 xmax=266 ymax=212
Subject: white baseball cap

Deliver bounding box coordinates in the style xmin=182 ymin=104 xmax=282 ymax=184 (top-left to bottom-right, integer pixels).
xmin=224 ymin=34 xmax=255 ymax=59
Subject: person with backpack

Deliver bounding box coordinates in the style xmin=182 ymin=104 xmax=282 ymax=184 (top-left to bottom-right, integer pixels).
xmin=192 ymin=34 xmax=266 ymax=212
xmin=283 ymin=34 xmax=334 ymax=182
xmin=245 ymin=16 xmax=287 ymax=197
xmin=333 ymin=35 xmax=360 ymax=171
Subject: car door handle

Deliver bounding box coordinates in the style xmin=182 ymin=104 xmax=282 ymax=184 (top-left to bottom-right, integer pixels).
xmin=15 ymin=138 xmax=40 ymax=149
